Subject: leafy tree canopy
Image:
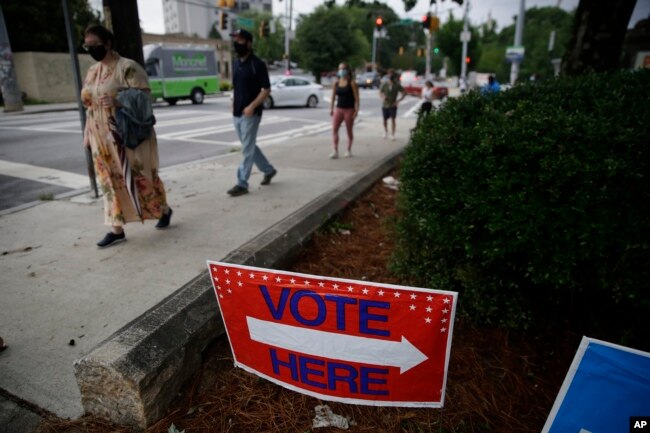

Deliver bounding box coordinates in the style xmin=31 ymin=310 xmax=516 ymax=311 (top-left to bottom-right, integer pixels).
xmin=4 ymin=0 xmax=100 ymax=52
xmin=294 ymin=5 xmax=369 ymax=80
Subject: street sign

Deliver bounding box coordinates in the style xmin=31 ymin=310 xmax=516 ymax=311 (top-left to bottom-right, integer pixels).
xmin=460 ymin=30 xmax=471 ymax=42
xmin=505 ymin=45 xmax=525 ymax=62
xmin=237 ymin=17 xmax=254 ymax=30
xmin=208 ymin=261 xmax=457 ymax=407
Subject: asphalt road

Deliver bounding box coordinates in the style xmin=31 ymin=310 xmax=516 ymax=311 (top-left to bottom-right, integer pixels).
xmin=0 ymin=89 xmax=420 ymax=213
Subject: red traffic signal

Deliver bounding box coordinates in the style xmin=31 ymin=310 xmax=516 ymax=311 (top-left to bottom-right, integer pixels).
xmin=375 ymin=16 xmax=383 ymax=29
xmin=422 ymin=14 xmax=431 ymax=30
xmin=465 ymin=56 xmax=471 ymax=64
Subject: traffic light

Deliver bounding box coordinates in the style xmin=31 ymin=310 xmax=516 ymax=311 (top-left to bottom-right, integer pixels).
xmin=259 ymin=20 xmax=270 ymax=38
xmin=422 ymin=14 xmax=430 ymax=30
xmin=220 ymin=11 xmax=228 ymax=30
xmin=465 ymin=56 xmax=471 ymax=64
xmin=433 ymin=47 xmax=440 ymax=54
xmin=430 ymin=15 xmax=440 ymax=32
xmin=375 ymin=16 xmax=383 ymax=30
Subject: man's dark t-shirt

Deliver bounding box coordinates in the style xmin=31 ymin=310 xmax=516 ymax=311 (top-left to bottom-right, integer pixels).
xmin=232 ymin=53 xmax=270 ymax=117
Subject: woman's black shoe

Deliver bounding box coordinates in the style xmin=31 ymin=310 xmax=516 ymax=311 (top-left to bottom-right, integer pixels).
xmin=97 ymin=231 xmax=126 ymax=248
xmin=155 ymin=208 xmax=173 ymax=229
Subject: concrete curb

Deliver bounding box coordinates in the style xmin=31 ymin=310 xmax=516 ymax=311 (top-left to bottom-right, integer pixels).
xmin=73 ymin=148 xmax=404 ymax=429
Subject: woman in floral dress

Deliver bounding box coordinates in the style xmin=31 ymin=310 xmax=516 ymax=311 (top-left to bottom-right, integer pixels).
xmin=81 ymin=25 xmax=172 ymax=248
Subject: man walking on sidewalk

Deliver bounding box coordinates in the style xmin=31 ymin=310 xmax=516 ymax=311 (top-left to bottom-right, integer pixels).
xmin=227 ymin=29 xmax=277 ymax=197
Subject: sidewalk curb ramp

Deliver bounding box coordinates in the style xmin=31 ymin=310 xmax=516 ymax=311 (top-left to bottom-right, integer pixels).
xmin=73 ymin=148 xmax=403 ymax=429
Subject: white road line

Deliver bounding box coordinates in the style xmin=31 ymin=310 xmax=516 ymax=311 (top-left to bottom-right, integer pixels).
xmin=155 ymin=113 xmax=230 ymax=128
xmin=403 ymin=100 xmax=423 ymax=118
xmin=0 ymin=160 xmax=89 ymax=189
xmin=0 ymin=126 xmax=80 ymax=134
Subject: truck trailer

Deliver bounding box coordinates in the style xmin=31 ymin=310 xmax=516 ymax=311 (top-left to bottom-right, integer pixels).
xmin=143 ymin=44 xmax=220 ymax=105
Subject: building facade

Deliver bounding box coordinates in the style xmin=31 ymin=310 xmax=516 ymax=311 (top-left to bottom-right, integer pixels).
xmin=163 ymin=0 xmax=272 ymax=39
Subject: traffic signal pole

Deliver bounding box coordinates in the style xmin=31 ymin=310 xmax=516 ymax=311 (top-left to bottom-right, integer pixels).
xmin=284 ymin=0 xmax=293 ymax=74
xmin=460 ymin=0 xmax=470 ymax=81
xmin=510 ymin=0 xmax=525 ymax=84
xmin=425 ymin=30 xmax=432 ymax=80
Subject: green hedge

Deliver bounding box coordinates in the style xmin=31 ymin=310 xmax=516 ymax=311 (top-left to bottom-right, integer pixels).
xmin=394 ymin=70 xmax=650 ymax=345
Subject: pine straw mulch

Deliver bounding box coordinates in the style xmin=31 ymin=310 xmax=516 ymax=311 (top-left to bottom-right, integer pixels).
xmin=37 ymin=171 xmax=579 ymax=433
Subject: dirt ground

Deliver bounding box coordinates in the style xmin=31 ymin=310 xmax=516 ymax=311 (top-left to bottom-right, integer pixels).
xmin=37 ymin=174 xmax=579 ymax=433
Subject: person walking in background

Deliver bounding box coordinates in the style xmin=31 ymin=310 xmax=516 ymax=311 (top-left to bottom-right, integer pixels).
xmin=420 ymin=80 xmax=434 ymax=115
xmin=481 ymin=75 xmax=501 ymax=94
xmin=226 ymin=29 xmax=277 ymax=197
xmin=81 ymin=24 xmax=172 ymax=249
xmin=459 ymin=76 xmax=467 ymax=94
xmin=329 ymin=63 xmax=359 ymax=159
xmin=379 ymin=69 xmax=406 ymax=141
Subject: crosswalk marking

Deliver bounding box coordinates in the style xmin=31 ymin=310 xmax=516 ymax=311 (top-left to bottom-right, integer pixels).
xmin=0 ymin=160 xmax=89 ymax=189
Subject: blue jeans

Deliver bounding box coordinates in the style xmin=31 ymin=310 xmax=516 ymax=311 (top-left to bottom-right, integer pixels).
xmin=233 ymin=115 xmax=274 ymax=189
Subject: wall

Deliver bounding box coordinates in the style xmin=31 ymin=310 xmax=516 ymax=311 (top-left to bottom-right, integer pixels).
xmin=13 ymin=52 xmax=95 ymax=103
xmin=12 ymin=33 xmax=231 ymax=103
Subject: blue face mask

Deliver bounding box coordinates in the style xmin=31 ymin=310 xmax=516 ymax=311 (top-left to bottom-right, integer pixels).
xmin=337 ymin=69 xmax=348 ymax=78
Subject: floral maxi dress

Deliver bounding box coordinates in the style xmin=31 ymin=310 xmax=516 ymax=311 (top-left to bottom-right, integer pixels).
xmin=81 ymin=53 xmax=168 ymax=227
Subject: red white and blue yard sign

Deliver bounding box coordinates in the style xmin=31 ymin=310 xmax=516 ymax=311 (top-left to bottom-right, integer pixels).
xmin=207 ymin=261 xmax=457 ymax=407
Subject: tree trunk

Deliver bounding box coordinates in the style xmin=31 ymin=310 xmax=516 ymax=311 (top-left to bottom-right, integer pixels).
xmin=561 ymin=0 xmax=637 ymax=76
xmin=102 ymin=0 xmax=145 ymax=67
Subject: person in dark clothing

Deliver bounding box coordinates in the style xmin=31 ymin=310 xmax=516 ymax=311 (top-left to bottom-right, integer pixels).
xmin=329 ymin=62 xmax=360 ymax=159
xmin=227 ymin=29 xmax=277 ymax=197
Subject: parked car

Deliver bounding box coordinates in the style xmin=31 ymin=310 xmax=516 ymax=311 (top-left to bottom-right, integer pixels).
xmin=264 ymin=76 xmax=323 ymax=109
xmin=356 ymin=71 xmax=381 ymax=89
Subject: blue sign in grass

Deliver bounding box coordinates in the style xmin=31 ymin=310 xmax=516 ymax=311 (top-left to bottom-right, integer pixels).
xmin=543 ymin=337 xmax=650 ymax=433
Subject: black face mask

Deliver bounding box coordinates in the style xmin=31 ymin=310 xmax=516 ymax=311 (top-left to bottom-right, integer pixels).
xmin=88 ymin=45 xmax=108 ymax=62
xmin=233 ymin=42 xmax=249 ymax=57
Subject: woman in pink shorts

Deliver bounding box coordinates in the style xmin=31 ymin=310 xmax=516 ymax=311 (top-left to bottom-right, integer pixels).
xmin=329 ymin=62 xmax=360 ymax=159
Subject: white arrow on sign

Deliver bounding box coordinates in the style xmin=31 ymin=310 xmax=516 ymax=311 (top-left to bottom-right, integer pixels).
xmin=247 ymin=316 xmax=428 ymax=374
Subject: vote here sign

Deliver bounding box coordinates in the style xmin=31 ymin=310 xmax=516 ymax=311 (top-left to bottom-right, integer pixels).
xmin=207 ymin=261 xmax=457 ymax=407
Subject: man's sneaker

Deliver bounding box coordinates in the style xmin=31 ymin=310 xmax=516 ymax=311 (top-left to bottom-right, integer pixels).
xmin=155 ymin=208 xmax=173 ymax=229
xmin=329 ymin=151 xmax=339 ymax=159
xmin=260 ymin=169 xmax=277 ymax=185
xmin=344 ymin=150 xmax=352 ymax=158
xmin=97 ymin=231 xmax=126 ymax=248
xmin=227 ymin=185 xmax=249 ymax=197
xmin=382 ymin=131 xmax=388 ymax=139
xmin=391 ymin=134 xmax=396 ymax=141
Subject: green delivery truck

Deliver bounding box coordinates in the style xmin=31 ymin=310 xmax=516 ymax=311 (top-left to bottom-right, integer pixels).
xmin=143 ymin=44 xmax=220 ymax=105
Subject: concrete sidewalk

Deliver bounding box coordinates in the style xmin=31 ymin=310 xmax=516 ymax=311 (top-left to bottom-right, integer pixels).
xmin=0 ymin=113 xmax=414 ymax=430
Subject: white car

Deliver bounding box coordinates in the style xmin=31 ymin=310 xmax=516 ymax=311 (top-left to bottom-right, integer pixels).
xmin=264 ymin=76 xmax=323 ymax=109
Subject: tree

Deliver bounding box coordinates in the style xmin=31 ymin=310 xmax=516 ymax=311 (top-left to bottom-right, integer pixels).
xmin=403 ymin=0 xmax=637 ymax=76
xmin=562 ymin=0 xmax=637 ymax=75
xmin=477 ymin=7 xmax=573 ymax=81
xmin=237 ymin=10 xmax=285 ymax=63
xmin=436 ymin=13 xmax=478 ymax=77
xmin=3 ymin=0 xmax=100 ymax=52
xmin=294 ymin=6 xmax=368 ymax=81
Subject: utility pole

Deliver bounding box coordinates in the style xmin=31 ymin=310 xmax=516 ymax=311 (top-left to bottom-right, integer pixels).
xmin=283 ymin=0 xmax=293 ymax=74
xmin=102 ymin=0 xmax=145 ymax=67
xmin=425 ymin=30 xmax=432 ymax=80
xmin=63 ymin=0 xmax=98 ymax=197
xmin=0 ymin=5 xmax=24 ymax=113
xmin=510 ymin=0 xmax=525 ymax=85
xmin=371 ymin=30 xmax=377 ymax=72
xmin=459 ymin=0 xmax=470 ymax=81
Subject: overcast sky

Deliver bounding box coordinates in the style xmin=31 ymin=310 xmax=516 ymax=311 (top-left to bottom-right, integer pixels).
xmin=116 ymin=0 xmax=649 ymax=34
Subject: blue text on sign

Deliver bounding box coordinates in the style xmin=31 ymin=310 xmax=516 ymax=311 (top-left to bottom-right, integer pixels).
xmin=259 ymin=286 xmax=390 ymax=336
